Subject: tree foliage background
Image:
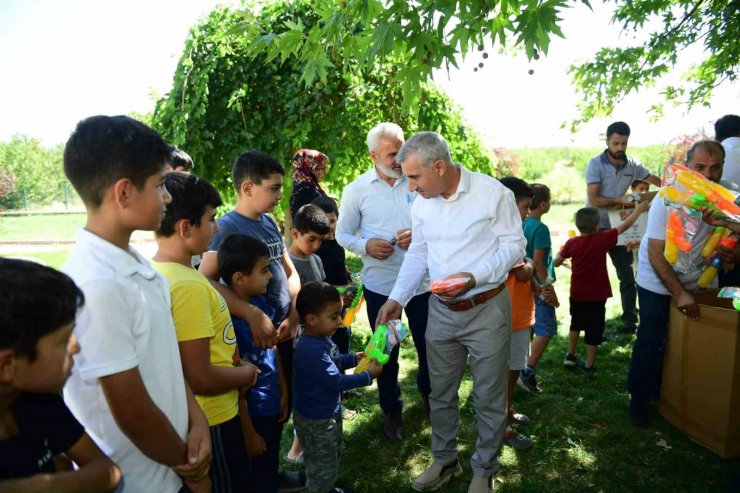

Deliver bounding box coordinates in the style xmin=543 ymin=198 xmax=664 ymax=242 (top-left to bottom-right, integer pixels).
xmin=0 ymin=136 xmax=67 ymax=210
xmin=152 ymin=0 xmax=493 ymax=215
xmin=233 ymin=0 xmax=737 ymax=129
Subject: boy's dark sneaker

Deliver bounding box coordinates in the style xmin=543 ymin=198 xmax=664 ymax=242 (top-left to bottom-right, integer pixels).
xmin=563 ymin=353 xmax=577 ymax=367
xmin=277 ymin=470 xmax=306 ymax=492
xmin=412 ymin=458 xmax=463 ymax=491
xmin=517 ymin=373 xmax=542 ymax=394
xmin=628 ymin=400 xmax=650 ymax=428
xmin=579 ymin=362 xmax=597 ymax=373
xmin=504 ymin=426 xmax=533 ymax=450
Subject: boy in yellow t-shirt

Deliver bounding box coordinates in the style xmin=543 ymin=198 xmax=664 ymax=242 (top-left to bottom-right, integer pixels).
xmin=153 ymin=172 xmax=259 ymax=493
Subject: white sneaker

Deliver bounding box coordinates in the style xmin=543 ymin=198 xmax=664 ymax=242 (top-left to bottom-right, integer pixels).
xmin=411 ymin=459 xmax=463 ymax=491
xmin=468 ymin=475 xmax=494 ymax=493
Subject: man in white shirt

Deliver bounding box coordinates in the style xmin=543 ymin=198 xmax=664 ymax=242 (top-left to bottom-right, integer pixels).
xmin=717 ymin=114 xmax=740 ymax=188
xmin=336 ymin=122 xmax=431 ymax=442
xmin=377 ymin=131 xmax=526 ymax=493
xmin=628 ymin=140 xmax=728 ymax=428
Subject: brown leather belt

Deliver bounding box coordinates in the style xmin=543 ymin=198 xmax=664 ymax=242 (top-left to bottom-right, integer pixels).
xmin=438 ymin=283 xmax=506 ymax=312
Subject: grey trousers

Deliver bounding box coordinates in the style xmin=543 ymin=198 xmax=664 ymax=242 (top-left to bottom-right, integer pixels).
xmin=426 ymin=289 xmax=511 ymax=478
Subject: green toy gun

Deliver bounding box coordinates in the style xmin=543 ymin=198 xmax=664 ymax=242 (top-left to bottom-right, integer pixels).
xmin=354 ymin=320 xmax=409 ymax=374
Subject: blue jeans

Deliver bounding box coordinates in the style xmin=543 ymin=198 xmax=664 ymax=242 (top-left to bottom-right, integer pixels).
xmin=533 ymin=296 xmax=557 ymax=337
xmin=627 ymin=286 xmax=671 ymax=409
xmin=364 ymin=287 xmax=432 ymax=415
xmin=608 ymin=244 xmax=638 ymax=330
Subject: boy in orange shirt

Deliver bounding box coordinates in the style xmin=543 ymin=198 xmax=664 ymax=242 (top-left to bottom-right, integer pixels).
xmin=500 ymin=177 xmax=535 ymax=450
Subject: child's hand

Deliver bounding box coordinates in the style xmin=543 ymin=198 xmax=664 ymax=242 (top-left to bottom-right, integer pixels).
xmin=636 ymin=200 xmax=651 ymax=214
xmin=279 ymin=393 xmax=289 ymax=424
xmin=244 ymin=431 xmax=267 ymax=458
xmin=543 ymin=286 xmax=560 ymax=308
xmin=236 ymin=360 xmax=260 ymax=393
xmin=625 ymin=240 xmax=641 ymax=252
xmin=355 ymin=351 xmax=365 ymax=361
xmin=343 ymin=290 xmax=356 ymax=306
xmin=367 ymin=359 xmax=383 ymax=379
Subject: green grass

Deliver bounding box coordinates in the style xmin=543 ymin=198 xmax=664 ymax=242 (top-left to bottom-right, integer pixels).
xmin=3 ymin=207 xmax=739 ymax=491
xmin=0 ymin=212 xmax=85 ymax=241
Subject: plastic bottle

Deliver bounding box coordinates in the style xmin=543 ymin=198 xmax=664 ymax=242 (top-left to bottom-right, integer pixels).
xmin=539 ymin=276 xmax=555 ymax=301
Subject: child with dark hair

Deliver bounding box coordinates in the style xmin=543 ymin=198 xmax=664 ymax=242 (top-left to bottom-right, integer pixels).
xmin=293 ymin=282 xmax=382 ymax=493
xmin=218 ymin=233 xmax=302 ymax=493
xmin=63 ymin=115 xmax=211 ymax=493
xmin=289 ymin=204 xmax=331 ymax=285
xmin=498 ymin=177 xmax=534 ymax=450
xmin=200 ymin=149 xmax=299 ymax=365
xmin=167 ymin=148 xmax=195 ymax=173
xmin=0 ymin=259 xmax=121 ymax=491
xmin=311 ymin=196 xmax=354 ymax=355
xmin=520 ymin=183 xmax=559 ymax=394
xmin=555 ymin=203 xmax=649 ymax=372
xmin=153 ymin=172 xmax=260 ymax=493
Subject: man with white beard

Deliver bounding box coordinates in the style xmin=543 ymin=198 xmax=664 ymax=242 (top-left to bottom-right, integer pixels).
xmin=336 ymin=122 xmax=432 ymax=442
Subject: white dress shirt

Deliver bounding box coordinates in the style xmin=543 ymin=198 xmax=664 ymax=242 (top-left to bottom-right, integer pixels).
xmin=721 ymin=137 xmax=740 ymax=189
xmin=388 ymin=166 xmax=527 ymax=307
xmin=337 ymin=167 xmax=429 ymax=296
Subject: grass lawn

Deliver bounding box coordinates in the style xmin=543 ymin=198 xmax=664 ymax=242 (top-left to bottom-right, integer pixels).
xmin=0 ymin=212 xmax=85 ymax=241
xmin=2 ymin=207 xmax=739 ymax=491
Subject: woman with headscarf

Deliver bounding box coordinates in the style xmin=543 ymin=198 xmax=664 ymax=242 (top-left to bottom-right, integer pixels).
xmin=289 ymin=149 xmax=329 ymax=219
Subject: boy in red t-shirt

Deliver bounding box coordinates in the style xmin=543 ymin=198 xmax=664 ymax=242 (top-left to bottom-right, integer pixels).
xmin=554 ymin=203 xmax=649 ymax=372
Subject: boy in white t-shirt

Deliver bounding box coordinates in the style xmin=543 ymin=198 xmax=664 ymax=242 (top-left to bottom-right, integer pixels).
xmin=62 ymin=115 xmax=212 ymax=493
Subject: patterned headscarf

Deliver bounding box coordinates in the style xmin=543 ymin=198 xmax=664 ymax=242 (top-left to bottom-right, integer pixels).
xmin=291 ymin=149 xmax=329 ymax=196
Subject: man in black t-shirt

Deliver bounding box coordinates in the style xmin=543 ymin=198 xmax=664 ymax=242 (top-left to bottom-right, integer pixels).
xmin=0 ymin=259 xmax=121 ymax=491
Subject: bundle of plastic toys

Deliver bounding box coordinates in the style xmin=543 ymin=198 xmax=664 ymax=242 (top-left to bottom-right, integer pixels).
xmin=660 ymin=162 xmax=739 ymax=284
xmin=354 ymin=319 xmax=409 ymax=374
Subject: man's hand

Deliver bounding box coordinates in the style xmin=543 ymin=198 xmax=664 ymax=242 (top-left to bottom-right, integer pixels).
xmin=244 ymin=431 xmax=267 ymax=458
xmin=247 ymin=309 xmax=278 ymax=348
xmin=184 ymin=477 xmax=212 ymax=493
xmin=676 ymin=289 xmax=700 ymax=322
xmin=438 ymin=273 xmax=476 ymax=301
xmin=366 ymin=238 xmax=394 ymax=260
xmin=367 ymin=359 xmax=383 ymax=379
xmin=375 ymin=299 xmax=402 ymax=327
xmin=395 ymin=229 xmax=412 ymax=250
xmin=173 ymin=416 xmax=212 ymax=481
xmin=717 ymin=242 xmax=740 ymax=264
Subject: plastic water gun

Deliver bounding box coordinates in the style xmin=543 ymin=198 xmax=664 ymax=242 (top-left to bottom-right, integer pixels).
xmin=354 ymin=323 xmax=390 ymax=374
xmin=673 ymin=164 xmax=740 ymax=217
xmin=354 ymin=320 xmax=409 ymax=374
xmin=664 ymin=210 xmax=692 ymax=264
xmin=339 ymin=273 xmax=364 ymax=327
xmin=697 ymin=233 xmax=738 ymax=288
xmin=700 ymin=227 xmax=728 ymax=258
xmin=698 ymin=257 xmax=722 ymax=289
xmin=430 ymin=278 xmax=468 ymax=294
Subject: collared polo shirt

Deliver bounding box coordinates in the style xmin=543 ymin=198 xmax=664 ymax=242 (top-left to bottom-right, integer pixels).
xmin=585 ymin=150 xmax=651 ymax=229
xmin=63 ymin=229 xmax=188 ymax=493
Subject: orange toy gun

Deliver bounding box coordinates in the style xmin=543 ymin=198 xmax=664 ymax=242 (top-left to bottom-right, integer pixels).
xmin=664 ymin=210 xmax=692 ymax=264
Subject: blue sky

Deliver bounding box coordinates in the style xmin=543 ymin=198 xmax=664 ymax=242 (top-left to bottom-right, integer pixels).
xmin=0 ymin=0 xmax=737 ymax=149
